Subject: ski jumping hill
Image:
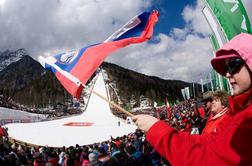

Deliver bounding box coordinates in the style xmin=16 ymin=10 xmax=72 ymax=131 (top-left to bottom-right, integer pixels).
xmin=4 ymin=72 xmax=137 ymax=147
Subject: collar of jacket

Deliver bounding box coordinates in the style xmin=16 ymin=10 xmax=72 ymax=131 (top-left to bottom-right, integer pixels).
xmin=229 ymin=88 xmax=252 ymax=114
xmin=211 ymin=107 xmax=228 ymax=120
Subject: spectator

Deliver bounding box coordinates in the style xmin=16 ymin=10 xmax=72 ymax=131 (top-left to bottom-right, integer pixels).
xmin=0 ymin=129 xmax=165 ymax=166
xmin=106 ymin=142 xmax=127 ymax=166
xmin=132 ymin=33 xmax=252 ymax=165
xmin=58 ymin=150 xmax=65 ymax=166
xmin=0 ymin=126 xmax=4 ymax=137
xmin=123 ymin=145 xmax=141 ymax=165
xmin=202 ymin=90 xmax=229 ymax=134
xmin=88 ymin=152 xmax=103 ymax=166
xmin=202 ymin=91 xmax=214 ymax=117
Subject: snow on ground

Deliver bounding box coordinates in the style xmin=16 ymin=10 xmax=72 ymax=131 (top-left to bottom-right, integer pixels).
xmin=0 ymin=107 xmax=47 ymax=120
xmin=4 ymin=72 xmax=137 ymax=147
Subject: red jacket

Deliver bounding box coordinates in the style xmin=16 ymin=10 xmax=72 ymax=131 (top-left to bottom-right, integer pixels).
xmin=146 ymin=89 xmax=252 ymax=166
xmin=0 ymin=127 xmax=4 ymax=137
xmin=202 ymin=107 xmax=229 ymax=134
xmin=198 ymin=106 xmax=206 ymax=119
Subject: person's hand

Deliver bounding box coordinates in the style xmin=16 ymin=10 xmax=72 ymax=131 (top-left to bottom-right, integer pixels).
xmin=132 ymin=114 xmax=159 ymax=132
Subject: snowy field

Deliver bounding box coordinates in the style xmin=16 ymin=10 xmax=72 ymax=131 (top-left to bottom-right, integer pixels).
xmin=4 ymin=72 xmax=137 ymax=147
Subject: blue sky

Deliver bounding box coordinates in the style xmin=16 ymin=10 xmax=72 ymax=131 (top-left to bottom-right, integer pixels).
xmin=152 ymin=0 xmax=196 ymax=34
xmin=0 ymin=0 xmax=251 ymax=83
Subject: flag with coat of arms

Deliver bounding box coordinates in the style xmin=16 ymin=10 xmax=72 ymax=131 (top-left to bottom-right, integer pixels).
xmin=39 ymin=10 xmax=159 ymax=99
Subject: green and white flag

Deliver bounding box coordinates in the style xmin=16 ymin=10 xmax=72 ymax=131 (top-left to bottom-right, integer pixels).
xmin=184 ymin=87 xmax=190 ymax=100
xmin=181 ymin=88 xmax=186 ymax=100
xmin=202 ymin=0 xmax=251 ymax=93
xmin=211 ymin=70 xmax=218 ymax=90
xmin=202 ymin=5 xmax=227 ymax=47
xmin=210 ymin=34 xmax=220 ymax=50
xmin=204 ymin=0 xmax=252 ymax=40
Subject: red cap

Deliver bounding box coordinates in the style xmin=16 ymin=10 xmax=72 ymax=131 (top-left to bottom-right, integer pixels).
xmin=211 ymin=33 xmax=252 ymax=76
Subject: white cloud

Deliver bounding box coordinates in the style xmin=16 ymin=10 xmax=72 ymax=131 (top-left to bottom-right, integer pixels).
xmin=108 ymin=32 xmax=212 ymax=82
xmin=0 ymin=0 xmax=251 ymax=83
xmin=182 ymin=0 xmax=210 ymax=35
xmin=0 ymin=0 xmax=151 ymax=56
xmin=242 ymin=0 xmax=252 ymax=28
xmin=108 ymin=0 xmax=252 ymax=82
xmin=108 ymin=0 xmax=212 ymax=82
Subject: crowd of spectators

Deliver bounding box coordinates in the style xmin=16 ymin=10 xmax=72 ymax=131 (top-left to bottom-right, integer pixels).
xmin=0 ymin=127 xmax=169 ymax=166
xmin=0 ymin=96 xmax=210 ymax=166
xmin=156 ymin=98 xmax=205 ymax=134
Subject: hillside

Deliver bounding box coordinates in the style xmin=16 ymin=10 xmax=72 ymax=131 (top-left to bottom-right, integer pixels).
xmin=0 ymin=50 xmax=201 ymax=107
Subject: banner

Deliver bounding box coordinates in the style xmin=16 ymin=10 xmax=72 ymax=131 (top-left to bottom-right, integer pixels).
xmin=64 ymin=122 xmax=94 ymax=126
xmin=202 ymin=5 xmax=227 ymax=47
xmin=204 ymin=0 xmax=252 ymax=40
xmin=211 ymin=69 xmax=218 ymax=90
xmin=181 ymin=88 xmax=186 ymax=100
xmin=184 ymin=87 xmax=190 ymax=100
xmin=39 ymin=11 xmax=159 ymax=99
xmin=210 ymin=34 xmax=220 ymax=50
xmin=202 ymin=0 xmax=251 ymax=92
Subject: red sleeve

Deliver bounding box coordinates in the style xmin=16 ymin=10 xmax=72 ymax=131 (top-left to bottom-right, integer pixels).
xmin=0 ymin=128 xmax=4 ymax=136
xmin=146 ymin=120 xmax=211 ymax=165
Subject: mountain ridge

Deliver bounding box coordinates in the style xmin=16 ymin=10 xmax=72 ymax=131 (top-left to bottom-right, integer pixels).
xmin=0 ymin=49 xmax=201 ymax=108
xmin=0 ymin=48 xmax=28 ymax=72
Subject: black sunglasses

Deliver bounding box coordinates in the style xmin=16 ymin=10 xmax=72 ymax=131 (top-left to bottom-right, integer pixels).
xmin=226 ymin=58 xmax=244 ymax=75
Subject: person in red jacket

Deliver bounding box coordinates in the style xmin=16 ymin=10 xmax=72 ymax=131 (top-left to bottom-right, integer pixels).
xmin=201 ymin=90 xmax=229 ymax=134
xmin=132 ymin=33 xmax=252 ymax=166
xmin=200 ymin=91 xmax=213 ymax=129
xmin=0 ymin=126 xmax=4 ymax=137
xmin=202 ymin=91 xmax=214 ymax=117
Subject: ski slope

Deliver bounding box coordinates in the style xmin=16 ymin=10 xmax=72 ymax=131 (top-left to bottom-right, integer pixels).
xmin=4 ymin=72 xmax=137 ymax=147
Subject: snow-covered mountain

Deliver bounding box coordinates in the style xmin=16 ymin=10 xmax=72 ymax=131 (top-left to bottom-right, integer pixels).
xmin=0 ymin=48 xmax=28 ymax=71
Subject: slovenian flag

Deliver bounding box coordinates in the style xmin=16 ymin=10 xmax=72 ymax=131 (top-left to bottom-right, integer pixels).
xmin=39 ymin=10 xmax=159 ymax=99
xmin=165 ymin=97 xmax=171 ymax=119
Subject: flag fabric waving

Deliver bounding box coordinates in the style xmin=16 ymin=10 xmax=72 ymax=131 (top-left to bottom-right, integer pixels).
xmin=39 ymin=10 xmax=159 ymax=99
xmin=165 ymin=98 xmax=172 ymax=119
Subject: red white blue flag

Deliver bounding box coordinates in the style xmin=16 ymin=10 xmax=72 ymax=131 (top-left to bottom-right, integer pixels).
xmin=39 ymin=10 xmax=159 ymax=99
xmin=165 ymin=97 xmax=172 ymax=119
